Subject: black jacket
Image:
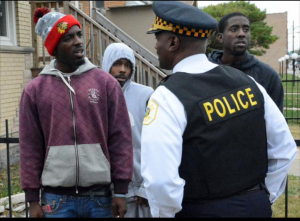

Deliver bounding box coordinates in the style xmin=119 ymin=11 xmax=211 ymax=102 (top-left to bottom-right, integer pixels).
xmin=208 ymin=51 xmax=284 ymax=112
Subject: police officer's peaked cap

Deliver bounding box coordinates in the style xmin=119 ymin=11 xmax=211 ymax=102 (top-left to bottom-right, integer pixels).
xmin=147 ymin=1 xmax=217 ymax=38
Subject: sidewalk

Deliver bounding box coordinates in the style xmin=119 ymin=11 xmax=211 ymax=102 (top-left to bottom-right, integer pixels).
xmin=287 ymin=67 xmax=300 ymax=78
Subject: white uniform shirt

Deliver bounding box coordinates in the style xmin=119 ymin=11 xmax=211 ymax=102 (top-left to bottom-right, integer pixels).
xmin=141 ymin=54 xmax=297 ymax=218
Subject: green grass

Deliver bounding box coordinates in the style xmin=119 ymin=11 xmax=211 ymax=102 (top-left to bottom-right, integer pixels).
xmin=0 ymin=164 xmax=299 ymax=218
xmin=281 ymin=74 xmax=300 ymax=94
xmin=0 ymin=163 xmax=22 ymax=198
xmin=289 ymin=124 xmax=300 ymax=139
xmin=285 ymin=110 xmax=300 ymax=124
xmin=284 ymin=94 xmax=300 ymax=108
xmin=281 ymin=74 xmax=300 ymax=124
xmin=272 ymin=175 xmax=300 ymax=218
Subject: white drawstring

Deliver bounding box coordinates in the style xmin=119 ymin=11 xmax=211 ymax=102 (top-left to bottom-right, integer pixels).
xmin=49 ymin=69 xmax=76 ymax=95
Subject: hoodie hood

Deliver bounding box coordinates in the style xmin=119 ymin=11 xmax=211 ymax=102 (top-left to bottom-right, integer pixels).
xmin=40 ymin=57 xmax=97 ymax=77
xmin=208 ymin=50 xmax=259 ymax=71
xmin=39 ymin=57 xmax=97 ymax=94
xmin=102 ymin=43 xmax=136 ymax=92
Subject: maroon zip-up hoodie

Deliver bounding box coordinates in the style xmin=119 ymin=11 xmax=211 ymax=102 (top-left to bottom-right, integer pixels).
xmin=19 ymin=58 xmax=133 ymax=202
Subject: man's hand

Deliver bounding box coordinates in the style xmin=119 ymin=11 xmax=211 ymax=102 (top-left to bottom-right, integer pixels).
xmin=136 ymin=196 xmax=149 ymax=207
xmin=29 ymin=202 xmax=44 ymax=218
xmin=112 ymin=197 xmax=127 ymax=218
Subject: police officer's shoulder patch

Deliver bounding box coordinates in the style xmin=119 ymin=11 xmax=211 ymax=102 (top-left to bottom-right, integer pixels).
xmin=143 ymin=100 xmax=159 ymax=125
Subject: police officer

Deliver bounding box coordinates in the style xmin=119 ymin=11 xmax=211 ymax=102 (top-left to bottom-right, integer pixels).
xmin=141 ymin=1 xmax=297 ymax=218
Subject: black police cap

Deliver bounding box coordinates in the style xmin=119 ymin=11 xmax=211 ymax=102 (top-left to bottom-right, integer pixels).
xmin=147 ymin=1 xmax=217 ymax=38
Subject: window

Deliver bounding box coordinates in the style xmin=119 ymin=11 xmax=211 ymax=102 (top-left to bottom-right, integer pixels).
xmin=0 ymin=1 xmax=17 ymax=46
xmin=95 ymin=1 xmax=105 ymax=9
xmin=0 ymin=1 xmax=7 ymax=37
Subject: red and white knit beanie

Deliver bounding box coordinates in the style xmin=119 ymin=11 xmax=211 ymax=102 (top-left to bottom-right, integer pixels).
xmin=34 ymin=8 xmax=82 ymax=56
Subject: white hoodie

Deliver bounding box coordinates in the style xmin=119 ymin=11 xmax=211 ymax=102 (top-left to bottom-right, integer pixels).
xmin=102 ymin=43 xmax=154 ymax=198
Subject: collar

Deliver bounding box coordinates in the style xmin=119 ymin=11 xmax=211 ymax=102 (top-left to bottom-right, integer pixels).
xmin=173 ymin=54 xmax=218 ymax=74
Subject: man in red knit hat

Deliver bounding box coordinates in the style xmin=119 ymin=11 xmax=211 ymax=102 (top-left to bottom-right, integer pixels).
xmin=19 ymin=8 xmax=133 ymax=218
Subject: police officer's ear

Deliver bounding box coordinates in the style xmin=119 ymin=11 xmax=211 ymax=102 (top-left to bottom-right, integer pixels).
xmin=169 ymin=34 xmax=180 ymax=52
xmin=217 ymin=33 xmax=224 ymax=44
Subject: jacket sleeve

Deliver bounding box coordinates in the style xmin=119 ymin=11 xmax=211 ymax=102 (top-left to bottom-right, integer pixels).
xmin=141 ymin=86 xmax=186 ymax=218
xmin=265 ymin=67 xmax=284 ymax=112
xmin=107 ymin=82 xmax=133 ymax=194
xmin=254 ymin=81 xmax=297 ymax=203
xmin=19 ymin=90 xmax=45 ymax=202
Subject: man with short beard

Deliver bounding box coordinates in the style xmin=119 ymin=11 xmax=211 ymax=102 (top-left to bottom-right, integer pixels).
xmin=102 ymin=43 xmax=154 ymax=218
xmin=141 ymin=2 xmax=297 ymax=218
xmin=208 ymin=12 xmax=284 ymax=112
xmin=19 ymin=8 xmax=133 ymax=218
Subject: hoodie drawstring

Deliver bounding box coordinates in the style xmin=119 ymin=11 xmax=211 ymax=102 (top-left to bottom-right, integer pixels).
xmin=49 ymin=69 xmax=76 ymax=95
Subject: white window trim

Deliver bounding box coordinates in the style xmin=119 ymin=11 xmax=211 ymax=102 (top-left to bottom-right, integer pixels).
xmin=90 ymin=1 xmax=93 ymax=16
xmin=74 ymin=1 xmax=79 ymax=9
xmin=0 ymin=1 xmax=17 ymax=46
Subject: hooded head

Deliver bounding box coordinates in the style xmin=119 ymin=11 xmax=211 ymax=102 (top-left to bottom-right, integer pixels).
xmin=102 ymin=43 xmax=136 ymax=88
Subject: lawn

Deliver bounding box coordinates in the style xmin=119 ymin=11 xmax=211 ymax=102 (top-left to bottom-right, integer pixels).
xmin=284 ymin=94 xmax=300 ymax=109
xmin=281 ymin=73 xmax=300 ymax=94
xmin=281 ymin=74 xmax=300 ymax=124
xmin=289 ymin=124 xmax=300 ymax=140
xmin=0 ymin=164 xmax=299 ymax=217
xmin=0 ymin=163 xmax=22 ymax=198
xmin=271 ymin=175 xmax=300 ymax=218
xmin=285 ymin=110 xmax=300 ymax=124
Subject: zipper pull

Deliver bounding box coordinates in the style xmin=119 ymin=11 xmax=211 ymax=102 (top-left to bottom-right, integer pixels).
xmin=67 ymin=76 xmax=71 ymax=83
xmin=76 ymin=187 xmax=79 ymax=194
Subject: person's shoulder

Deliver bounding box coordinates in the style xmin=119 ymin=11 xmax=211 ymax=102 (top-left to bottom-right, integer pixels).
xmin=217 ymin=64 xmax=245 ymax=74
xmin=24 ymin=75 xmax=47 ymax=93
xmin=130 ymin=82 xmax=154 ymax=93
xmin=243 ymin=53 xmax=277 ymax=76
xmin=256 ymin=60 xmax=278 ymax=75
xmin=88 ymin=68 xmax=119 ymax=84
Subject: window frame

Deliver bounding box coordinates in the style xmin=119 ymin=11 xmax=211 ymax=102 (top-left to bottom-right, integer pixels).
xmin=0 ymin=1 xmax=17 ymax=46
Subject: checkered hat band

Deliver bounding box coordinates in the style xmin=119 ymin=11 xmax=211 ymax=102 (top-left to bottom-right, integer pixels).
xmin=153 ymin=16 xmax=212 ymax=38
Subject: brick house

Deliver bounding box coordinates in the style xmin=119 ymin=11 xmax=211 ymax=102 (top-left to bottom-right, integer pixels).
xmin=256 ymin=12 xmax=288 ymax=72
xmin=0 ymin=1 xmax=289 ymax=168
xmin=0 ymin=1 xmax=35 ymax=167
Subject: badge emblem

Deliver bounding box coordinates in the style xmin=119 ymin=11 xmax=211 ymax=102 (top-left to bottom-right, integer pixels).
xmin=57 ymin=22 xmax=68 ymax=34
xmin=88 ymin=88 xmax=100 ymax=104
xmin=143 ymin=100 xmax=159 ymax=125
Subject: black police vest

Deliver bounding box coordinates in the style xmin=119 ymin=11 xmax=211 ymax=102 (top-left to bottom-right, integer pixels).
xmin=161 ymin=65 xmax=268 ymax=202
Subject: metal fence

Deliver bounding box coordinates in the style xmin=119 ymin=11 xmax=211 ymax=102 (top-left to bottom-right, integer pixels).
xmin=0 ymin=118 xmax=299 ymax=218
xmin=281 ymin=62 xmax=300 ymax=218
xmin=0 ymin=120 xmax=27 ymax=218
xmin=281 ymin=61 xmax=300 ymax=126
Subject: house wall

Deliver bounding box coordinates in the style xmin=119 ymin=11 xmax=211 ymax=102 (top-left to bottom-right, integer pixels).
xmin=105 ymin=5 xmax=157 ymax=55
xmin=0 ymin=1 xmax=33 ymax=135
xmin=105 ymin=1 xmax=126 ymax=9
xmin=0 ymin=1 xmax=34 ymax=167
xmin=256 ymin=12 xmax=288 ymax=72
xmin=80 ymin=1 xmax=91 ymax=16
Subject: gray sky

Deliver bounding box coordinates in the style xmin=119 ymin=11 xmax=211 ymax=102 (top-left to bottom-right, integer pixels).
xmin=198 ymin=1 xmax=300 ymax=53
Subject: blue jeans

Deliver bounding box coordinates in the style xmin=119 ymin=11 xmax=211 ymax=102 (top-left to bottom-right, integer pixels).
xmin=41 ymin=192 xmax=113 ymax=218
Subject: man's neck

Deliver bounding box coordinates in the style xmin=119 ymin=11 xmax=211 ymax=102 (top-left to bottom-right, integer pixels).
xmin=221 ymin=51 xmax=247 ymax=66
xmin=55 ymin=61 xmax=79 ymax=74
xmin=172 ymin=50 xmax=206 ymax=70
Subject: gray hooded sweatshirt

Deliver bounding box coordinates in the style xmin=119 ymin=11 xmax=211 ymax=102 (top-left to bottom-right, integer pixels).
xmin=20 ymin=57 xmax=134 ymax=202
xmin=102 ymin=43 xmax=154 ymax=198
